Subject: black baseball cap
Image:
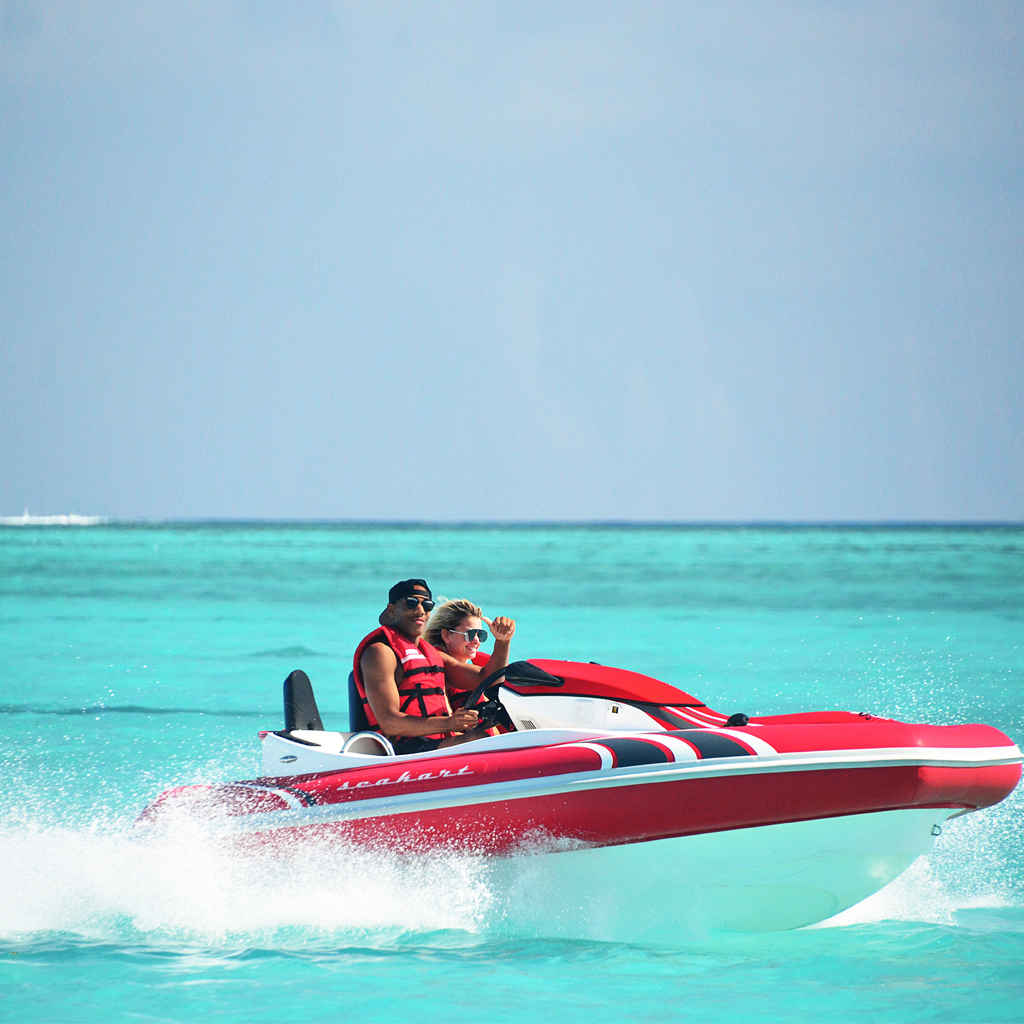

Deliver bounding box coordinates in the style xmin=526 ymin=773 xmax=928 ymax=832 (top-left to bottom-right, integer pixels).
xmin=388 ymin=578 xmax=432 ymax=604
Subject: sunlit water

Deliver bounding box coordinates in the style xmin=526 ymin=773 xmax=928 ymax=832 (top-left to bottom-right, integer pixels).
xmin=2 ymin=524 xmax=1022 ymax=1022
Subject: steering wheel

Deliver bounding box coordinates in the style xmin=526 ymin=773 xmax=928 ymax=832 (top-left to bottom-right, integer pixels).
xmin=463 ymin=665 xmax=510 ymax=713
xmin=461 ymin=661 xmax=564 ymax=731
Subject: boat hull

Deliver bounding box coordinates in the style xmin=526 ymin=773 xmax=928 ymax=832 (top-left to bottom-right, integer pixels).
xmin=490 ymin=807 xmax=955 ymax=936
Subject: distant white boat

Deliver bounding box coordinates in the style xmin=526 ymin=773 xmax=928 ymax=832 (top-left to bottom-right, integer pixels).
xmin=0 ymin=509 xmax=106 ymax=526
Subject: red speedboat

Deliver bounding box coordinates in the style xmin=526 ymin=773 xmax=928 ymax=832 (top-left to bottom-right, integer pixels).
xmin=139 ymin=660 xmax=1021 ymax=930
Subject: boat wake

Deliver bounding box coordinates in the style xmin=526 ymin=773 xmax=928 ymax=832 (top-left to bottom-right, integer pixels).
xmin=1 ymin=800 xmax=1019 ymax=950
xmin=0 ymin=819 xmax=496 ymax=948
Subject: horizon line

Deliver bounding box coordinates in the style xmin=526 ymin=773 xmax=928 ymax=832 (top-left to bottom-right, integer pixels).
xmin=3 ymin=515 xmax=1022 ymax=529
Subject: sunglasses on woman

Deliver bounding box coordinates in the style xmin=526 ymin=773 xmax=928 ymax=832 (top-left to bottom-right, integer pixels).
xmin=402 ymin=596 xmax=435 ymax=612
xmin=447 ymin=627 xmax=488 ymax=643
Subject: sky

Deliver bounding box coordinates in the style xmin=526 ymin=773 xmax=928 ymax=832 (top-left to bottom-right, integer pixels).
xmin=2 ymin=1 xmax=1021 ymax=521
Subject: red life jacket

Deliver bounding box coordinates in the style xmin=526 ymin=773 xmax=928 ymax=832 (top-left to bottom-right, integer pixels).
xmin=352 ymin=624 xmax=450 ymax=739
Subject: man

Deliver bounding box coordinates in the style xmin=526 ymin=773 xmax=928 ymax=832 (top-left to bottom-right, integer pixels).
xmin=352 ymin=579 xmax=515 ymax=754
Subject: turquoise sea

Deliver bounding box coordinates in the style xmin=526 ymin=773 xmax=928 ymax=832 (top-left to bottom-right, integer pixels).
xmin=2 ymin=523 xmax=1022 ymax=1023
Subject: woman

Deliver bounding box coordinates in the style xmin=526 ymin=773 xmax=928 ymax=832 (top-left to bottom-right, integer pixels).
xmin=425 ymin=599 xmax=517 ymax=714
xmin=425 ymin=599 xmax=492 ymax=663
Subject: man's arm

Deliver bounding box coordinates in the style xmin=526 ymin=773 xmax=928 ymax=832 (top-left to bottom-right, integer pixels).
xmin=360 ymin=642 xmax=477 ymax=737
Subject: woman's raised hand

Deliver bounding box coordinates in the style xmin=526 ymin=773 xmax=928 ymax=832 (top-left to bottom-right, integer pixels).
xmin=484 ymin=615 xmax=516 ymax=642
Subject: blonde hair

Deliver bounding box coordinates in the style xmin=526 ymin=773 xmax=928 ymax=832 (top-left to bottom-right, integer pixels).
xmin=424 ymin=598 xmax=482 ymax=651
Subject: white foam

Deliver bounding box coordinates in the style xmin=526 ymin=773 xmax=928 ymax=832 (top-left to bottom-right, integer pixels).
xmin=0 ymin=820 xmax=494 ymax=947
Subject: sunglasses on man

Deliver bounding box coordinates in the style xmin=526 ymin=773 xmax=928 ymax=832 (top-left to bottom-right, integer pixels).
xmin=401 ymin=595 xmax=435 ymax=612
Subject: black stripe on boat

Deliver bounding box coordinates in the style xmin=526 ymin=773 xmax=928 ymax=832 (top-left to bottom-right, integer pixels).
xmin=665 ymin=730 xmax=752 ymax=759
xmin=600 ymin=737 xmax=673 ymax=767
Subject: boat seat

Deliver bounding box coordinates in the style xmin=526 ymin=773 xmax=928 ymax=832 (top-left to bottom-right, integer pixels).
xmin=348 ymin=671 xmax=371 ymax=733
